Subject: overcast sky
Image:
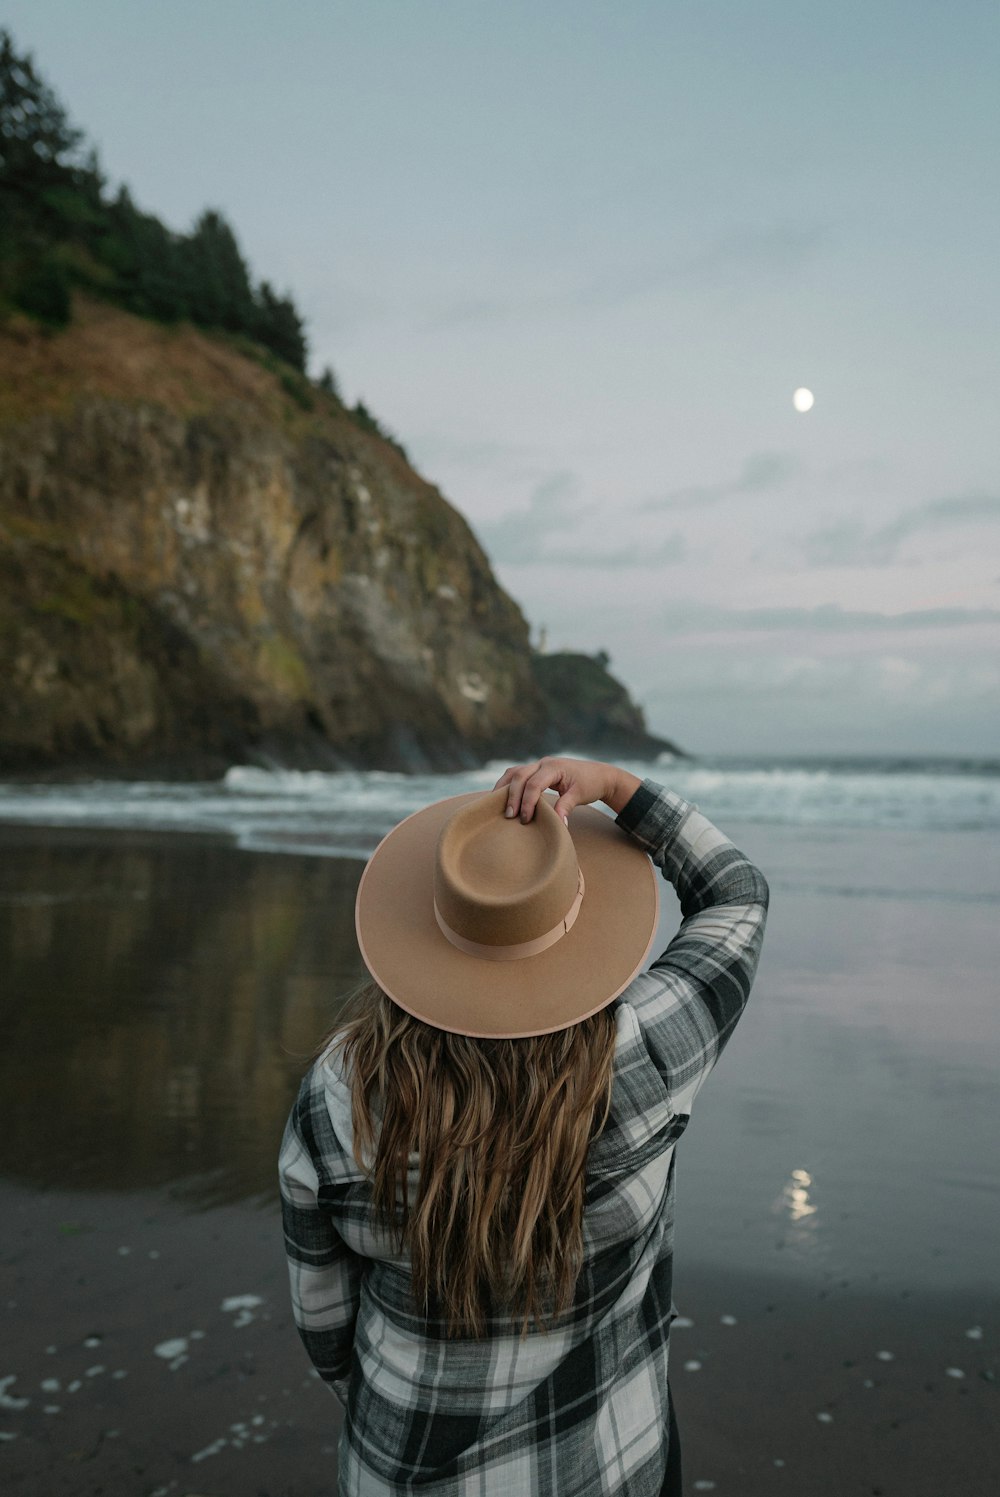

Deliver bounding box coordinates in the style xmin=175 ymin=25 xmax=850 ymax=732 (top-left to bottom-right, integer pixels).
xmin=8 ymin=0 xmax=999 ymax=756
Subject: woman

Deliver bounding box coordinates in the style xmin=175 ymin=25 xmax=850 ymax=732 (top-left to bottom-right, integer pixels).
xmin=280 ymin=756 xmax=769 ymax=1496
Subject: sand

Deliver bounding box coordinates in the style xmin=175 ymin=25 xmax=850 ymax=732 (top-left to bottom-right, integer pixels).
xmin=2 ymin=1178 xmax=996 ymax=1496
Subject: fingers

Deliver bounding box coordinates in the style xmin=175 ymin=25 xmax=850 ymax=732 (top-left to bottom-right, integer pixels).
xmin=493 ymin=757 xmax=616 ymax=825
xmin=517 ymin=763 xmax=566 ymax=824
xmin=491 ymin=760 xmax=550 ymax=822
xmin=492 ymin=764 xmax=531 ymax=811
xmin=497 ymin=762 xmax=544 ymax=821
xmin=493 ymin=759 xmax=577 ymax=824
xmin=552 ymin=786 xmax=581 ymax=823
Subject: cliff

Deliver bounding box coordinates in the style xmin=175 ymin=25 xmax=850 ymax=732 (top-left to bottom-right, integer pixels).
xmin=532 ymin=651 xmax=679 ymax=760
xmin=0 ymin=298 xmax=678 ymax=776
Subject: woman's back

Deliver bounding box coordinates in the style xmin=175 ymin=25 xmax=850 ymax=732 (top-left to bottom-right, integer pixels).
xmin=280 ymin=763 xmax=769 ymax=1495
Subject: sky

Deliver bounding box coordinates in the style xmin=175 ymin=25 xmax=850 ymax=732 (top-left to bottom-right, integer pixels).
xmin=7 ymin=0 xmax=1000 ymax=756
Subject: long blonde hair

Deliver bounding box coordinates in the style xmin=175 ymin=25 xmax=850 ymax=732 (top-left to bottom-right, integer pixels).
xmin=333 ymin=983 xmax=617 ymax=1337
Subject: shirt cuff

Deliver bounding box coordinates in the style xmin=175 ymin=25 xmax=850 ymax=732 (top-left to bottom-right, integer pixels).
xmin=331 ymin=1376 xmax=350 ymax=1407
xmin=615 ymin=778 xmax=695 ymax=854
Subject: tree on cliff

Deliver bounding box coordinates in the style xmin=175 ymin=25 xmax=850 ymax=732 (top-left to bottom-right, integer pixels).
xmin=104 ymin=186 xmax=188 ymax=323
xmin=0 ymin=28 xmax=104 ymax=322
xmin=181 ymin=209 xmax=257 ymax=333
xmin=0 ymin=27 xmax=86 ymax=185
xmin=254 ymin=280 xmax=308 ymax=371
xmin=0 ymin=27 xmax=308 ymax=369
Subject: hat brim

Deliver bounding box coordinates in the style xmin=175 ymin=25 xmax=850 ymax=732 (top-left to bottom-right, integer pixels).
xmin=355 ymin=792 xmax=659 ymax=1038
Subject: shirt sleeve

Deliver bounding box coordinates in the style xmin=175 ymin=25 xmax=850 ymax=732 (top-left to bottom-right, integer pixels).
xmin=279 ymin=1069 xmax=365 ymax=1406
xmin=615 ymin=778 xmax=770 ymax=1115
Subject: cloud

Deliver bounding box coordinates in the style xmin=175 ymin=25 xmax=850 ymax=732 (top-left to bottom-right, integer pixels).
xmin=408 ymin=432 xmax=542 ymax=480
xmin=424 ymin=221 xmax=830 ymax=331
xmin=500 ymin=593 xmax=999 ymax=755
xmin=643 ymin=650 xmax=1000 ymax=718
xmin=558 ymin=531 xmax=687 ymax=570
xmin=478 ymin=472 xmax=686 ymax=569
xmin=424 ymin=295 xmax=522 ymax=331
xmin=476 ymin=469 xmax=583 ymax=563
xmin=642 ymin=450 xmax=799 ymax=512
xmin=674 ymin=221 xmax=830 ymax=288
xmin=659 ymin=601 xmax=1000 ymax=634
xmin=804 ymin=494 xmax=1000 ymax=567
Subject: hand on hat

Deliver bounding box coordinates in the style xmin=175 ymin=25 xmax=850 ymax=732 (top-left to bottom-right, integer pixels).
xmin=493 ymin=757 xmax=642 ymax=826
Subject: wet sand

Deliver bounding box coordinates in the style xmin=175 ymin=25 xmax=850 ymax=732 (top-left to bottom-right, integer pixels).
xmin=1 ymin=821 xmax=998 ymax=1494
xmin=3 ymin=1178 xmax=996 ymax=1496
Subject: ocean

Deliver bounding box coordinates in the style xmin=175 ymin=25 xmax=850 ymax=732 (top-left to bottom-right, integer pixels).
xmin=2 ymin=753 xmax=998 ymax=860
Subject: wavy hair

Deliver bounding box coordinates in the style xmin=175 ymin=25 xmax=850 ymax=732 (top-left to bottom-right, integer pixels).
xmin=333 ymin=983 xmax=617 ymax=1337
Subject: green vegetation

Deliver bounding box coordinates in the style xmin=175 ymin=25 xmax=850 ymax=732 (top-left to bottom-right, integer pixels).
xmin=351 ymin=399 xmax=410 ymax=463
xmin=0 ymin=28 xmax=416 ymax=464
xmin=0 ymin=28 xmax=306 ymax=368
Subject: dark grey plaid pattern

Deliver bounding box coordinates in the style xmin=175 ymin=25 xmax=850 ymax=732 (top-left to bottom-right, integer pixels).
xmin=280 ymin=782 xmax=769 ymax=1495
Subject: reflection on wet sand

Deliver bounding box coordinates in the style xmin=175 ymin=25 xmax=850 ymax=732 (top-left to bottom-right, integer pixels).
xmin=0 ymin=827 xmax=365 ymax=1203
xmin=784 ymin=1168 xmax=817 ymax=1223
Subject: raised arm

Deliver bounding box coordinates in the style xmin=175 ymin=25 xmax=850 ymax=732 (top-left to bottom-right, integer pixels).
xmin=495 ymin=758 xmax=769 ymax=1111
xmin=615 ymin=778 xmax=769 ymax=1110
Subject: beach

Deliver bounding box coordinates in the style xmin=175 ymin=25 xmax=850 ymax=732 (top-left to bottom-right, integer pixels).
xmin=1 ymin=776 xmax=998 ymax=1495
xmin=3 ymin=1177 xmax=994 ymax=1496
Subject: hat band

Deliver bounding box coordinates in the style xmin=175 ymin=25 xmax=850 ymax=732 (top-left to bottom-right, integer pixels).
xmin=433 ymin=870 xmax=586 ymax=962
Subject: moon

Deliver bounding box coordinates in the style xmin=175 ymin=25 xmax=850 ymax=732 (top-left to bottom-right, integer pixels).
xmin=793 ymin=387 xmax=815 ymax=413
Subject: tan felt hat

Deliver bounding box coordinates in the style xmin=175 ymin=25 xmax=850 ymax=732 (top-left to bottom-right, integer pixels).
xmin=355 ymin=786 xmax=659 ymax=1038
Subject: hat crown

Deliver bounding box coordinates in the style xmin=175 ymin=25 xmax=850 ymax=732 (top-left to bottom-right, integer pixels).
xmin=434 ymin=788 xmax=580 ymax=949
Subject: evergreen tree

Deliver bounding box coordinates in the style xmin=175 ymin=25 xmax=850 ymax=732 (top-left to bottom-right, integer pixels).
xmin=1 ymin=28 xmax=315 ymax=375
xmin=13 ymin=254 xmax=70 ymax=323
xmin=0 ymin=27 xmax=85 ymax=191
xmin=254 ymin=280 xmax=307 ymax=370
xmin=103 ymin=185 xmax=187 ymax=321
xmin=351 ymin=400 xmax=409 ymax=462
xmin=0 ymin=27 xmax=99 ymax=320
xmin=318 ymin=365 xmax=341 ymax=399
xmin=181 ymin=209 xmax=256 ymax=333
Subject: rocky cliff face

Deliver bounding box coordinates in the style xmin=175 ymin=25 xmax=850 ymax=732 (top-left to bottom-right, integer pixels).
xmin=0 ymin=299 xmax=676 ymax=776
xmin=532 ymin=651 xmax=678 ymax=760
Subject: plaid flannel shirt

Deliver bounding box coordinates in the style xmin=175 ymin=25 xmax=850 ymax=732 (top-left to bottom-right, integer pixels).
xmin=280 ymin=781 xmax=769 ymax=1496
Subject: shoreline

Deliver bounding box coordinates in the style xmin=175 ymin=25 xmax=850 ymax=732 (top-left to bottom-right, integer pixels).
xmin=2 ymin=1178 xmax=996 ymax=1496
